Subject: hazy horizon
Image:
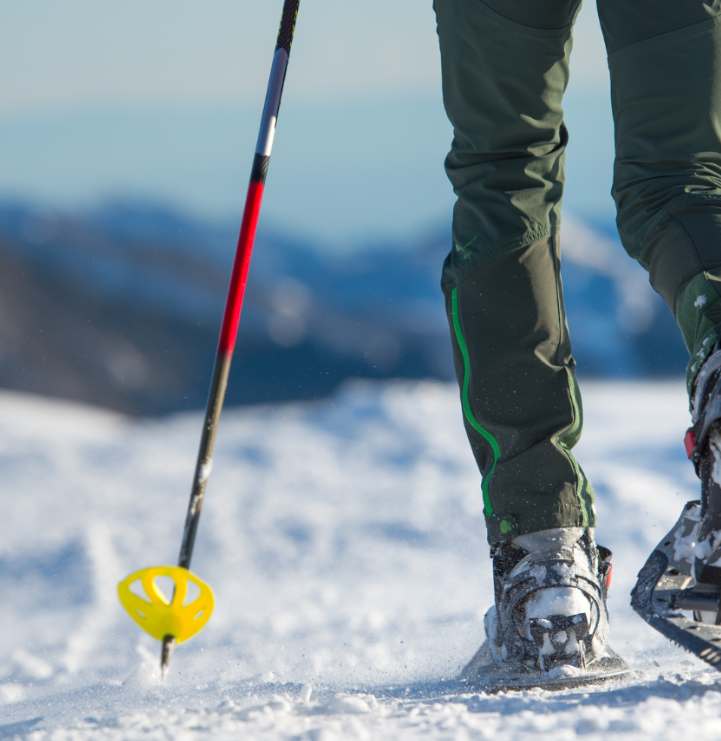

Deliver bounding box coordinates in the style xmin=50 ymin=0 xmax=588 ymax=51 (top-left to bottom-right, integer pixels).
xmin=0 ymin=1 xmax=615 ymax=244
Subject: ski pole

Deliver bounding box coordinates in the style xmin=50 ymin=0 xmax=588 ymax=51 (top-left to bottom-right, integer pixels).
xmin=117 ymin=0 xmax=301 ymax=677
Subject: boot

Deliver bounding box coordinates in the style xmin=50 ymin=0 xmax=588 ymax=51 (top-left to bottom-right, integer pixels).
xmin=483 ymin=527 xmax=612 ymax=674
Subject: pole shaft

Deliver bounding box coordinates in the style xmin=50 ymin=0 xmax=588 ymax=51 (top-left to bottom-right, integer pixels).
xmin=177 ymin=0 xmax=300 ymax=570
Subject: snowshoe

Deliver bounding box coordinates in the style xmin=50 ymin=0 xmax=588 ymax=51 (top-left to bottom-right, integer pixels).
xmin=462 ymin=527 xmax=628 ymax=691
xmin=632 ymin=347 xmax=721 ymax=668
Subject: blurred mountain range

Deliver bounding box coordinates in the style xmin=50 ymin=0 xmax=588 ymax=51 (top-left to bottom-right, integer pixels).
xmin=0 ymin=201 xmax=687 ymax=416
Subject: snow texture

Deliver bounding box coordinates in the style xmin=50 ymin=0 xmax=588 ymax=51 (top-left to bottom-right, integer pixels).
xmin=0 ymin=380 xmax=720 ymax=740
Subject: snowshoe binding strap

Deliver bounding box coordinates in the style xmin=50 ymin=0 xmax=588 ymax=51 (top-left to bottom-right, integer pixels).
xmin=529 ymin=613 xmax=589 ymax=673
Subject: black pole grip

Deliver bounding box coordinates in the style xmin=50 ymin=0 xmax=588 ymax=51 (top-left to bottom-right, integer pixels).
xmin=276 ymin=0 xmax=300 ymax=54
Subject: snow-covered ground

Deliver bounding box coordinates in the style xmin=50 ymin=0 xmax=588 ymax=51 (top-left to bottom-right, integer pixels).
xmin=1 ymin=380 xmax=720 ymax=740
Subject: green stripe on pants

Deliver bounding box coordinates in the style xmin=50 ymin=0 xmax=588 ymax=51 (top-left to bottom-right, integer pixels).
xmin=450 ymin=286 xmax=499 ymax=517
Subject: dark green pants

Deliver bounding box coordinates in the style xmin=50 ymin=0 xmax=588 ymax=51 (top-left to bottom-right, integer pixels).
xmin=435 ymin=0 xmax=721 ymax=542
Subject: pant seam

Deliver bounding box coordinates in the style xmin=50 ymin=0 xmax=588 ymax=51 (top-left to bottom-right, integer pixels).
xmin=608 ymin=13 xmax=721 ymax=61
xmin=551 ymin=235 xmax=564 ymax=368
xmin=668 ymin=212 xmax=710 ymax=313
xmin=637 ymin=194 xmax=721 ymax=250
xmin=549 ymin=242 xmax=590 ymax=528
xmin=470 ymin=0 xmax=577 ymax=37
xmin=557 ymin=370 xmax=591 ymax=528
xmin=442 ymin=226 xmax=555 ymax=292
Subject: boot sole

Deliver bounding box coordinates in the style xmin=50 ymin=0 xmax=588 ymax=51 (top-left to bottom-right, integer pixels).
xmin=460 ymin=641 xmax=629 ymax=692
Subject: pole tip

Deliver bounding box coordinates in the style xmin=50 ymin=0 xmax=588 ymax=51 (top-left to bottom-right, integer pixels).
xmin=160 ymin=635 xmax=177 ymax=679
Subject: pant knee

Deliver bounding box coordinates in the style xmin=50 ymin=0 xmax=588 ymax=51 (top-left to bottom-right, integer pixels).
xmin=435 ymin=0 xmax=576 ymax=290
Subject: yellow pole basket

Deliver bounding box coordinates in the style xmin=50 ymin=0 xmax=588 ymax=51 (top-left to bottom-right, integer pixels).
xmin=118 ymin=566 xmax=214 ymax=644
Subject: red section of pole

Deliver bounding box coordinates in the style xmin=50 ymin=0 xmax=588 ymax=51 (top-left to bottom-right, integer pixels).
xmin=217 ymin=180 xmax=266 ymax=355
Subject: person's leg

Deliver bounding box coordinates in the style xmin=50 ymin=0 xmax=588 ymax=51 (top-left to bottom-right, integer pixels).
xmin=598 ymin=0 xmax=721 ymax=393
xmin=435 ymin=0 xmax=621 ymax=679
xmin=434 ymin=0 xmax=593 ymax=545
xmin=601 ymin=2 xmax=721 ymax=643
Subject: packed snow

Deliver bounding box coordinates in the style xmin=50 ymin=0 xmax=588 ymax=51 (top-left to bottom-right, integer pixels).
xmin=1 ymin=380 xmax=721 ymax=740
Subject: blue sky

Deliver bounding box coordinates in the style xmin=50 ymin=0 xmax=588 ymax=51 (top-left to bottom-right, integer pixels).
xmin=0 ymin=1 xmax=615 ymax=244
